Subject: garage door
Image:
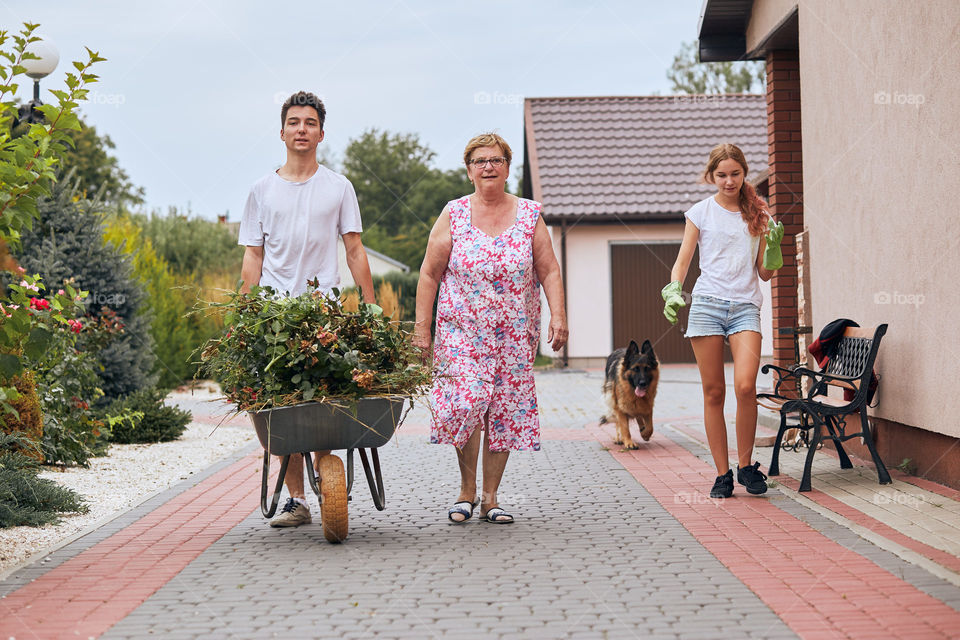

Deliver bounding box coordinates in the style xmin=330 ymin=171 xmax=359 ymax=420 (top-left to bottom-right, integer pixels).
xmin=610 ymin=242 xmax=705 ymax=364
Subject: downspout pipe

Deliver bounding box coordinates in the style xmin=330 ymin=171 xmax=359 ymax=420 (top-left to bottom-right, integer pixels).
xmin=560 ymin=219 xmax=569 ymax=368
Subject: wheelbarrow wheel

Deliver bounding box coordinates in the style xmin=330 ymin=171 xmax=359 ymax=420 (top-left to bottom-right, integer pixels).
xmin=317 ymin=454 xmax=348 ymax=543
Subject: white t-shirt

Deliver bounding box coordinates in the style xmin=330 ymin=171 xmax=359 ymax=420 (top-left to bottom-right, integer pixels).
xmin=684 ymin=196 xmax=763 ymax=307
xmin=238 ymin=166 xmax=363 ymax=296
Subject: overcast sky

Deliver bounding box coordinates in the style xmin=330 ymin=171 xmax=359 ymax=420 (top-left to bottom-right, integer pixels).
xmin=3 ymin=0 xmax=704 ymax=221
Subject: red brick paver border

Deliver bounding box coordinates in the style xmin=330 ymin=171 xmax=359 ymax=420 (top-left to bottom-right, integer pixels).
xmin=587 ymin=420 xmax=960 ymax=639
xmin=0 ymin=452 xmax=263 ymax=639
xmin=669 ymin=419 xmax=960 ymax=577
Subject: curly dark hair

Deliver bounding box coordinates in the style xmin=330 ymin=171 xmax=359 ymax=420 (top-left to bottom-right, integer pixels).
xmin=280 ymin=91 xmax=325 ymax=130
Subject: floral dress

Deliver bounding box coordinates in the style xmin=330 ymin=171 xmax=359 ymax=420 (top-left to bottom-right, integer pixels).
xmin=429 ymin=196 xmax=542 ymax=452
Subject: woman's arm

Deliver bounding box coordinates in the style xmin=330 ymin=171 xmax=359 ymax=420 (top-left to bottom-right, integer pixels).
xmin=413 ymin=208 xmax=453 ymax=351
xmin=670 ymin=220 xmax=700 ymax=284
xmin=532 ymin=217 xmax=568 ymax=352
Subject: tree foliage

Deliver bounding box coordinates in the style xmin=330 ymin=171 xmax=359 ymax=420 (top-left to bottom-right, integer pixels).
xmin=0 ymin=24 xmax=104 ymax=248
xmin=667 ymin=40 xmax=765 ymax=94
xmin=342 ymin=129 xmax=473 ymax=270
xmin=58 ymin=120 xmax=144 ymax=206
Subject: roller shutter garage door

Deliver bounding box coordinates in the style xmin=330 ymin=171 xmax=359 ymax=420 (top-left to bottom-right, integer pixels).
xmin=610 ymin=242 xmax=728 ymax=364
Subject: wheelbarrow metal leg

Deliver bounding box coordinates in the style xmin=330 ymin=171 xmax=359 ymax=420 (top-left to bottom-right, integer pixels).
xmin=357 ymin=447 xmax=386 ymax=510
xmin=261 ymin=451 xmax=292 ymax=518
xmin=303 ymin=451 xmax=320 ymax=497
xmin=346 ymin=448 xmax=355 ymax=499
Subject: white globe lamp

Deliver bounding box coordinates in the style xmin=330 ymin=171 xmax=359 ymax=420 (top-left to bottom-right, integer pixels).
xmin=18 ymin=34 xmax=61 ymax=125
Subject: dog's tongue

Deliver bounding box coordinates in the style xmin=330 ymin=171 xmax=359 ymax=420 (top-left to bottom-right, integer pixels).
xmin=635 ymin=388 xmax=646 ymax=398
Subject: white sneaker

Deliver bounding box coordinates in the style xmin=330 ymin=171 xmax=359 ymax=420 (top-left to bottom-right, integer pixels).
xmin=270 ymin=498 xmax=312 ymax=527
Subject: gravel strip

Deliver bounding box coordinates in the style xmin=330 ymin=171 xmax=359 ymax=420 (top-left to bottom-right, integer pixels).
xmin=0 ymin=384 xmax=257 ymax=575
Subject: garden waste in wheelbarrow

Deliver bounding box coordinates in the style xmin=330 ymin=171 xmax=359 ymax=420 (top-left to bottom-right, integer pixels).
xmin=250 ymin=396 xmax=405 ymax=543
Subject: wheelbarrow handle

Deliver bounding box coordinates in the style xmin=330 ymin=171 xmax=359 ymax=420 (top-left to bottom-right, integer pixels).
xmin=260 ymin=450 xmax=291 ymax=518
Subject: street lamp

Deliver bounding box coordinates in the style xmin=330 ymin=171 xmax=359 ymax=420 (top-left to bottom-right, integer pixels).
xmin=17 ymin=34 xmax=60 ymax=125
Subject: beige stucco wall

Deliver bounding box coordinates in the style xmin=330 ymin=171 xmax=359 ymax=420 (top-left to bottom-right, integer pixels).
xmin=541 ymin=224 xmax=773 ymax=360
xmin=763 ymin=0 xmax=960 ymax=437
xmin=745 ymin=0 xmax=798 ymax=54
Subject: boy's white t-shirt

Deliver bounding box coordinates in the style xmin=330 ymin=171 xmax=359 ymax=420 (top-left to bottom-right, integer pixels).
xmin=238 ymin=165 xmax=363 ymax=296
xmin=684 ymin=196 xmax=763 ymax=307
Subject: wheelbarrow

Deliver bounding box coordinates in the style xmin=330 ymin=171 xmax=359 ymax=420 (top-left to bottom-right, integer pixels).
xmin=249 ymin=396 xmax=405 ymax=543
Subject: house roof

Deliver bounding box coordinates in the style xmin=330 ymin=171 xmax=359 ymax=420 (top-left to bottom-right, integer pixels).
xmin=523 ymin=95 xmax=767 ymax=223
xmin=365 ymin=246 xmax=410 ymax=273
xmin=697 ymin=0 xmax=753 ymax=62
xmin=697 ymin=0 xmax=798 ymax=62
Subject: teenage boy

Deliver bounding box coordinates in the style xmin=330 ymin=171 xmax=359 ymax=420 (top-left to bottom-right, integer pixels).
xmin=238 ymin=90 xmax=375 ymax=527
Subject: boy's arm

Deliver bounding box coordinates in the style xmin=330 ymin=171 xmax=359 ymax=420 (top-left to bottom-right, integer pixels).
xmin=240 ymin=245 xmax=264 ymax=294
xmin=342 ymin=232 xmax=376 ymax=303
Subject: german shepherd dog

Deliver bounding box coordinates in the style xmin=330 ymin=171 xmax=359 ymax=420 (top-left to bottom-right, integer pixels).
xmin=601 ymin=340 xmax=659 ymax=449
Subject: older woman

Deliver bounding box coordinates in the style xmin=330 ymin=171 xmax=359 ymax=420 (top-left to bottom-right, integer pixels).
xmin=413 ymin=133 xmax=567 ymax=524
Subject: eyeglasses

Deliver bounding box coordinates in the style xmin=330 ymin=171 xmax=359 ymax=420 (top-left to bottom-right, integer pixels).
xmin=468 ymin=156 xmax=507 ymax=168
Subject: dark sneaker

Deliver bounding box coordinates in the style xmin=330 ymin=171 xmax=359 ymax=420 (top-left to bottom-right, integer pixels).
xmin=710 ymin=469 xmax=734 ymax=498
xmin=737 ymin=462 xmax=769 ymax=495
xmin=270 ymin=498 xmax=312 ymax=527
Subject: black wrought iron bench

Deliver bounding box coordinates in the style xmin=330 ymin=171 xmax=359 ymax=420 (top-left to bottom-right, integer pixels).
xmin=757 ymin=326 xmax=813 ymax=450
xmin=760 ymin=324 xmax=890 ymax=492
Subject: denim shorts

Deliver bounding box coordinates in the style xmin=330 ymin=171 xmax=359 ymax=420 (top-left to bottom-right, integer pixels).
xmin=685 ymin=294 xmax=761 ymax=338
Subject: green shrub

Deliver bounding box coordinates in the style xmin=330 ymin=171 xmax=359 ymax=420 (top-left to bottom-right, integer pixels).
xmin=0 ymin=433 xmax=88 ymax=528
xmin=0 ymin=275 xmax=111 ymax=466
xmin=34 ymin=329 xmax=111 ymax=467
xmin=16 ymin=182 xmax=157 ymax=401
xmin=131 ymin=211 xmax=244 ymax=388
xmin=103 ymin=388 xmax=191 ymax=444
xmin=135 ymin=210 xmax=243 ymax=277
xmin=0 ymin=371 xmax=44 ymax=462
xmin=104 ymin=214 xmax=197 ymax=389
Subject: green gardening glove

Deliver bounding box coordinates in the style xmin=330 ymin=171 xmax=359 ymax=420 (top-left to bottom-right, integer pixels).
xmin=763 ymin=218 xmax=784 ymax=270
xmin=661 ymin=281 xmax=686 ymax=325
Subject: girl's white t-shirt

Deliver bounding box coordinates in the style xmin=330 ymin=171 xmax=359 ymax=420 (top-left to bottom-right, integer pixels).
xmin=238 ymin=166 xmax=363 ymax=296
xmin=684 ymin=196 xmax=763 ymax=307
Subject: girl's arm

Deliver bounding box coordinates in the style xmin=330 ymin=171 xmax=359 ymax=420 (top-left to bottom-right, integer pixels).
xmin=670 ymin=219 xmax=700 ymax=284
xmin=756 ymin=212 xmax=779 ymax=281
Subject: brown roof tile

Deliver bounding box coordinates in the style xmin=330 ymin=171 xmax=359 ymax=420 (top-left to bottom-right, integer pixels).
xmin=524 ymin=95 xmax=767 ymax=221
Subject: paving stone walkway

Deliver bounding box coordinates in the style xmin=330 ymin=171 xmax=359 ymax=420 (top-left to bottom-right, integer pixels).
xmin=2 ymin=367 xmax=960 ymax=639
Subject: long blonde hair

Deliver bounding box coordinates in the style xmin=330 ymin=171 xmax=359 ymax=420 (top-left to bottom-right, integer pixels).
xmin=703 ymin=143 xmax=769 ymax=237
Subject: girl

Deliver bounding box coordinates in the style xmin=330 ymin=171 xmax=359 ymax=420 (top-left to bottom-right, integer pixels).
xmin=663 ymin=143 xmax=784 ymax=498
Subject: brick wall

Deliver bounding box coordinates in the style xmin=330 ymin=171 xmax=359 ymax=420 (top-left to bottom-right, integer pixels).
xmin=766 ymin=50 xmax=803 ymax=367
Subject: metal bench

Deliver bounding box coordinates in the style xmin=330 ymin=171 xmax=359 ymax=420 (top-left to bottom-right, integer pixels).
xmin=761 ymin=324 xmax=890 ymax=492
xmin=757 ymin=326 xmax=814 ymax=451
